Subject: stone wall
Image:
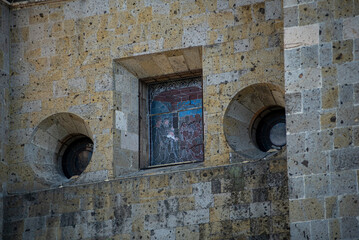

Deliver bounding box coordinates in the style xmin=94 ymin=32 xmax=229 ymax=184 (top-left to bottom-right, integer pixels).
xmin=284 ymin=0 xmax=359 ymax=238
xmin=0 ymin=2 xmax=10 ymax=239
xmin=3 ymin=157 xmax=289 ymax=239
xmin=6 ymin=0 xmax=284 ymax=192
xmin=3 ymin=0 xmax=290 ymax=238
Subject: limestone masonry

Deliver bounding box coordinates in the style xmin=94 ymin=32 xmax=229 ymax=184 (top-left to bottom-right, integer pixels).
xmin=0 ymin=0 xmax=358 ymax=239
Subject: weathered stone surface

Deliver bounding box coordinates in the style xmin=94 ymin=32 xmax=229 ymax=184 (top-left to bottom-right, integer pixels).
xmin=337 ymin=61 xmax=359 ymax=85
xmin=341 ymin=217 xmax=359 ymax=239
xmin=2 ymin=161 xmax=289 ymax=239
xmin=1 ymin=0 xmax=358 ymax=238
xmin=290 ymin=222 xmax=310 ymax=240
xmin=330 ymin=170 xmax=357 ymax=195
xmin=311 ymin=220 xmax=329 ymax=239
xmin=343 ymin=16 xmax=359 ymax=40
xmin=286 ymin=112 xmax=320 ymax=133
xmin=285 ymin=67 xmax=322 ymax=93
xmin=304 ymin=174 xmax=330 ymax=198
xmin=284 ymin=24 xmax=319 ymax=49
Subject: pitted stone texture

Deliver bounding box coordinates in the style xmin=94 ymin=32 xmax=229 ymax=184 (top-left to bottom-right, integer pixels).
xmin=300 ymin=45 xmax=318 ymax=68
xmin=343 ymin=16 xmax=359 ymax=40
xmin=265 ymin=0 xmax=282 ymax=20
xmin=290 ymin=222 xmax=310 ymax=240
xmin=64 ymin=0 xmax=110 ymax=20
xmin=330 ymin=170 xmax=357 ymax=195
xmin=206 ymin=71 xmax=239 ymax=86
xmin=284 ymin=24 xmax=319 ymax=49
xmin=337 ymin=61 xmax=359 ymax=85
xmin=2 ymin=161 xmax=289 ymax=239
xmin=341 ymin=217 xmax=359 ymax=239
xmin=286 ymin=112 xmax=320 ymax=133
xmin=285 ymin=67 xmax=322 ymax=93
xmin=311 ymin=220 xmax=329 ymax=239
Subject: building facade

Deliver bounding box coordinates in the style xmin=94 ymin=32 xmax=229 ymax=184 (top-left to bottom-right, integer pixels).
xmin=0 ymin=0 xmax=358 ymax=239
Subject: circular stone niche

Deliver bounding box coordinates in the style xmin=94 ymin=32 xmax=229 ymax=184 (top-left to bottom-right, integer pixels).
xmin=26 ymin=112 xmax=94 ymax=186
xmin=223 ymin=83 xmax=286 ymax=160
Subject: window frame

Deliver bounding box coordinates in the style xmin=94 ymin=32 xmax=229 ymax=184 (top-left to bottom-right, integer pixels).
xmin=139 ymin=72 xmax=204 ymax=169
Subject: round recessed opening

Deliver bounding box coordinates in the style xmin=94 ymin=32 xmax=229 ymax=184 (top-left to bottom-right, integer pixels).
xmin=27 ymin=112 xmax=94 ymax=186
xmin=60 ymin=135 xmax=93 ymax=179
xmin=223 ymin=83 xmax=286 ymax=160
xmin=253 ymin=108 xmax=286 ymax=152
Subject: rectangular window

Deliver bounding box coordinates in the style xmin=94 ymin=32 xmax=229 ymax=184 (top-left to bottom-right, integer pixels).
xmin=147 ymin=77 xmax=203 ymax=167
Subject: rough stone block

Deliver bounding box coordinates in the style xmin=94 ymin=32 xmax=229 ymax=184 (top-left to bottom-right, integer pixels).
xmin=343 ymin=16 xmax=359 ymax=40
xmin=337 ymin=105 xmax=359 ymax=127
xmin=322 ymin=66 xmax=337 ymax=88
xmin=192 ymin=182 xmax=214 ymax=209
xmin=182 ymin=23 xmax=208 ymax=47
xmin=120 ymin=132 xmax=138 ymax=152
xmin=95 ymin=74 xmax=113 ymax=92
xmin=284 ymin=24 xmax=319 ymax=49
xmin=319 ymin=42 xmax=332 ymax=67
xmin=115 ymin=111 xmax=127 ymax=131
xmin=265 ymin=0 xmax=282 ymax=20
xmin=354 ymin=38 xmax=359 ymax=60
xmin=325 ymin=196 xmax=338 ymax=219
xmin=285 ymin=67 xmax=321 ymax=93
xmin=330 ymin=148 xmax=359 ymax=171
xmin=301 ymin=45 xmax=318 ymax=68
xmin=284 ymin=6 xmax=298 ymax=28
xmin=286 ymin=112 xmax=320 ymax=133
xmin=252 ymin=188 xmax=269 ymax=202
xmin=234 ymin=39 xmax=253 ymax=53
xmin=290 ymin=222 xmax=310 ymax=239
xmin=339 ymin=84 xmax=354 ymax=106
xmin=303 ymin=88 xmax=321 ymax=112
xmin=341 ymin=217 xmax=359 ymax=239
xmin=334 ymin=127 xmax=352 ymax=149
xmin=319 ymin=20 xmax=343 ymax=43
xmin=288 ymin=176 xmax=304 ymax=199
xmin=285 ymin=92 xmax=302 ymax=114
xmin=339 ymin=194 xmax=359 ymax=217
xmin=355 ymin=83 xmax=359 ymax=105
xmin=209 ymin=206 xmax=230 ymax=222
xmin=68 ymin=77 xmax=87 ymax=92
xmin=330 ymin=170 xmax=357 ymax=195
xmin=288 ymin=151 xmax=328 ymax=176
xmin=249 ymin=202 xmax=270 ymax=218
xmin=183 ymin=209 xmax=209 ymax=226
xmin=354 ymin=127 xmax=359 ymax=146
xmin=320 ymin=111 xmax=337 ymax=129
xmin=311 ymin=220 xmax=329 ymax=239
xmin=333 ymin=40 xmax=353 ymax=63
xmin=317 ymin=0 xmax=334 ymax=22
xmin=230 ymin=204 xmax=249 ymax=220
xmin=299 ymin=3 xmax=317 ymax=26
xmin=64 ymin=0 xmax=109 ymax=19
xmin=329 ymin=219 xmax=341 ymax=240
xmin=206 ymin=71 xmax=239 ymax=86
xmin=304 ymin=173 xmax=330 ymax=198
xmin=68 ymin=103 xmax=101 ymax=118
xmin=337 ymin=61 xmax=359 ymax=85
xmin=21 ymin=100 xmax=41 ymax=113
xmin=289 ymin=198 xmax=324 ymax=222
xmin=250 ymin=217 xmax=270 ymax=236
xmin=24 ymin=216 xmax=45 ymax=232
xmin=284 ymin=48 xmax=300 ymax=70
xmin=10 ymin=74 xmax=29 ymax=87
xmin=334 ymin=0 xmax=354 ymax=18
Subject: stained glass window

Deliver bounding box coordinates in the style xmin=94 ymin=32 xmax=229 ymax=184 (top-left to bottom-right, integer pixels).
xmin=148 ymin=77 xmax=203 ymax=166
